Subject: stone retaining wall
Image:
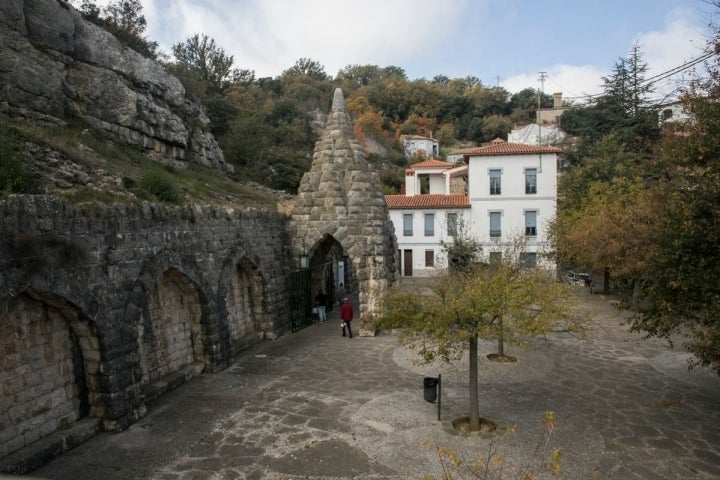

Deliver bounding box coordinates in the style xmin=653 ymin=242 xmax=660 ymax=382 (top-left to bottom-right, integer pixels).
xmin=0 ymin=195 xmax=289 ymax=462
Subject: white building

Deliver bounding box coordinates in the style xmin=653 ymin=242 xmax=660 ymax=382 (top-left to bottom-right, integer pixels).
xmin=508 ymin=123 xmax=566 ymax=145
xmin=658 ymin=101 xmax=692 ymax=126
xmin=401 ymin=134 xmax=439 ymax=158
xmin=386 ymin=141 xmax=561 ymax=276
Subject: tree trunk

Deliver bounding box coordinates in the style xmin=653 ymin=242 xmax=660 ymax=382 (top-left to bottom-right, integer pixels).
xmin=603 ymin=266 xmax=610 ymax=294
xmin=497 ymin=316 xmax=505 ymax=357
xmin=469 ymin=335 xmax=480 ymax=429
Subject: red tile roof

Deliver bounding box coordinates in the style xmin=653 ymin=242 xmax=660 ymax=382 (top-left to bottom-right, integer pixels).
xmin=385 ymin=194 xmax=470 ymax=209
xmin=406 ymin=159 xmax=455 ymax=171
xmin=463 ymin=142 xmax=562 ymax=156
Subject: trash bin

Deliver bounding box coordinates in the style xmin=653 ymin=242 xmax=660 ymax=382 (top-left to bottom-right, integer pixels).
xmin=423 ymin=377 xmax=438 ymax=403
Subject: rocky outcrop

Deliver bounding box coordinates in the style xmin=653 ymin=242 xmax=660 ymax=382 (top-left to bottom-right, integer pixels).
xmin=0 ymin=0 xmax=232 ymax=173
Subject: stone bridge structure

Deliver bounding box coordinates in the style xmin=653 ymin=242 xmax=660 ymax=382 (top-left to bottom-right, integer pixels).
xmin=0 ymin=90 xmax=397 ymax=472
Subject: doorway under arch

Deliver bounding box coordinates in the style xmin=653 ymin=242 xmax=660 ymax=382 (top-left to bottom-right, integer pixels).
xmin=308 ymin=235 xmax=355 ymax=309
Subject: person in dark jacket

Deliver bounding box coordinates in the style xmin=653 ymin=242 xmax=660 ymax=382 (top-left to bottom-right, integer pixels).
xmin=339 ymin=297 xmax=353 ymax=338
xmin=315 ymin=290 xmax=329 ymax=323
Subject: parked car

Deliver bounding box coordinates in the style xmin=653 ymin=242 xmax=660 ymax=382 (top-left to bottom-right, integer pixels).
xmin=561 ymin=270 xmax=592 ymax=287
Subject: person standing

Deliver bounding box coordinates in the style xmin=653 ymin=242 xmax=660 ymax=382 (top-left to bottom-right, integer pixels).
xmin=339 ymin=297 xmax=353 ymax=338
xmin=336 ymin=282 xmax=346 ymax=308
xmin=315 ymin=290 xmax=328 ymax=323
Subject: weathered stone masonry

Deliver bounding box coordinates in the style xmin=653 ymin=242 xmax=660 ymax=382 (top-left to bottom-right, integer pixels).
xmin=0 ymin=196 xmax=288 ymax=466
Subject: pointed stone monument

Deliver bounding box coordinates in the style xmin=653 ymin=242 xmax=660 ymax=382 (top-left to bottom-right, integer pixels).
xmin=288 ymin=88 xmax=397 ymax=334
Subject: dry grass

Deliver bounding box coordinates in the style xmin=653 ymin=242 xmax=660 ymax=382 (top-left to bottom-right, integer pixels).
xmin=7 ymin=117 xmax=281 ymax=210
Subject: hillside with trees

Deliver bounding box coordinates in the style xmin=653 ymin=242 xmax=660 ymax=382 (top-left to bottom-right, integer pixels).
xmin=69 ymin=0 xmax=553 ymax=194
xmin=23 ymin=0 xmax=719 ymax=376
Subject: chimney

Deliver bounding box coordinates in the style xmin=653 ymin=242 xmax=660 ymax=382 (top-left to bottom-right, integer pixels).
xmin=553 ymin=92 xmax=562 ymax=109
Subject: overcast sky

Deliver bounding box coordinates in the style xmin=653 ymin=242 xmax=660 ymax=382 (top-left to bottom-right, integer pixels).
xmin=101 ymin=0 xmax=716 ymax=103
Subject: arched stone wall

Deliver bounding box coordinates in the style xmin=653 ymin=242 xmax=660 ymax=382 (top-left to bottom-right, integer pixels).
xmin=139 ymin=268 xmax=204 ymax=384
xmin=224 ymin=257 xmax=264 ymax=356
xmin=0 ymin=292 xmax=101 ymax=458
xmin=0 ymin=195 xmax=289 ymax=449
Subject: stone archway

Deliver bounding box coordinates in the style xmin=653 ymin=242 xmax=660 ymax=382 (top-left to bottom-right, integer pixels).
xmin=0 ymin=293 xmax=101 ymax=457
xmin=225 ymin=257 xmax=264 ymax=356
xmin=139 ymin=268 xmax=204 ymax=386
xmin=308 ymin=235 xmax=355 ymax=311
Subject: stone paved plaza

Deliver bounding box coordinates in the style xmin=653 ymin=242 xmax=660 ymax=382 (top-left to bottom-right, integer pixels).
xmin=27 ymin=291 xmax=720 ymax=479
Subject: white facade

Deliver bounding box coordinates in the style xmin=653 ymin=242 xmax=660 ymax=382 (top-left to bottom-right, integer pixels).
xmin=388 ymin=207 xmax=471 ymax=276
xmin=508 ymin=123 xmax=566 ymax=145
xmin=659 ymin=101 xmax=692 ymax=126
xmin=465 ymin=145 xmax=559 ymax=266
xmin=386 ymin=141 xmax=560 ymax=276
xmin=401 ymin=135 xmax=439 ymax=158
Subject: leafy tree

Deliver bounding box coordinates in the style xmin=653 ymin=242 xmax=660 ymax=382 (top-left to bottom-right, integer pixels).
xmin=552 ymin=176 xmax=655 ymax=294
xmin=75 ymin=0 xmax=102 ymax=24
xmin=563 ymin=44 xmax=659 ymax=151
xmin=553 ymin=45 xmax=660 ymax=292
xmin=627 ymin=22 xmax=720 ymax=374
xmin=481 ymin=114 xmax=512 ymax=142
xmin=282 ymin=57 xmax=328 ymax=80
xmin=509 ymin=87 xmax=553 ymax=124
xmin=335 ymin=64 xmax=405 ymax=89
xmin=466 ymin=85 xmax=511 ymax=118
xmin=73 ymin=0 xmax=158 ymax=58
xmin=434 ymin=123 xmax=457 ymax=148
xmin=378 ymin=233 xmax=574 ymax=430
xmin=171 ymin=34 xmax=235 ymax=93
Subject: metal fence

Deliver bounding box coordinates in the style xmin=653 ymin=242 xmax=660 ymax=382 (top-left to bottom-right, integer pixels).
xmin=289 ymin=268 xmax=312 ymax=332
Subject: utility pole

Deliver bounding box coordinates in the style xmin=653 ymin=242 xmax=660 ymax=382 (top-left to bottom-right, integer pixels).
xmin=537 ymin=72 xmax=547 ymax=145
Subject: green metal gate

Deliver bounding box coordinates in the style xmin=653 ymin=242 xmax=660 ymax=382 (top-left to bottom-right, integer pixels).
xmin=324 ymin=261 xmax=335 ymax=312
xmin=289 ymin=268 xmax=312 ymax=332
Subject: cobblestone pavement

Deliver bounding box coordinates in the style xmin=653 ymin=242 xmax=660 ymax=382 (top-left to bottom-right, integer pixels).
xmin=28 ymin=292 xmax=720 ymax=479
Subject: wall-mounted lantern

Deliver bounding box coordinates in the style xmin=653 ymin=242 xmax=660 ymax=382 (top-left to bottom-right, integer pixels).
xmin=299 ymin=239 xmax=309 ymax=269
xmin=299 ymin=253 xmax=309 ymax=270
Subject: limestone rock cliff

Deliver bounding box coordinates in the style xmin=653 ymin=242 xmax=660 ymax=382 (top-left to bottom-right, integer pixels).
xmin=0 ymin=0 xmax=232 ymax=173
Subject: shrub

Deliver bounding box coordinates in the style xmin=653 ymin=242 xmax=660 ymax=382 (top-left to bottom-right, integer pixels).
xmin=0 ymin=121 xmax=35 ymax=194
xmin=140 ymin=169 xmax=179 ymax=204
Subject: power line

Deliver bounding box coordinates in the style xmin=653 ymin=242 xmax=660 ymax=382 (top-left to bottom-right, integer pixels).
xmin=560 ymin=50 xmax=718 ymax=102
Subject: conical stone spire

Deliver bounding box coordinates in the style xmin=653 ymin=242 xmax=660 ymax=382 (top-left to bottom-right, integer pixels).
xmin=288 ymin=88 xmax=397 ymax=331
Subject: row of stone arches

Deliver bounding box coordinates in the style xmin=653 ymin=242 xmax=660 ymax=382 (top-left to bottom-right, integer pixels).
xmin=0 ymin=252 xmax=268 ymax=460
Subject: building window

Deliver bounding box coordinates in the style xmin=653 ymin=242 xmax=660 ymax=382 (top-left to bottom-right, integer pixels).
xmin=525 ymin=168 xmax=537 ymax=194
xmin=425 ymin=250 xmax=435 ymax=267
xmin=419 ymin=174 xmax=430 ymax=194
xmin=525 ymin=210 xmax=537 ymax=236
xmin=522 ymin=252 xmax=537 ymax=267
xmin=489 ymin=251 xmax=502 ymax=265
xmin=447 ymin=213 xmax=458 ymax=236
xmin=424 ymin=213 xmax=435 ymax=236
xmin=403 ymin=214 xmax=413 ymax=236
xmin=489 ymin=169 xmax=501 ymax=195
xmin=489 ymin=212 xmax=501 ymax=238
